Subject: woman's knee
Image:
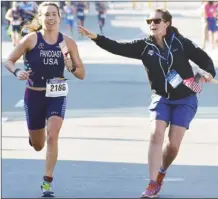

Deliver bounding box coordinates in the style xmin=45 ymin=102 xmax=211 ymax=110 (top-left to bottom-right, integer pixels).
xmin=167 ymin=125 xmax=186 ymax=155
xmin=47 ymin=133 xmax=59 ymax=145
xmin=166 ymin=142 xmax=179 ymax=156
xmin=150 ymin=129 xmax=165 ymax=144
xmin=47 ymin=116 xmax=63 ymax=145
xmin=29 ymin=128 xmax=45 ymax=151
xmin=33 ymin=142 xmax=45 ymax=151
xmin=150 ymin=120 xmax=167 ymax=144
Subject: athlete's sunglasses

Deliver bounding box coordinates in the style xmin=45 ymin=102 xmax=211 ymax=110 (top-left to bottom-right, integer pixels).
xmin=146 ymin=18 xmax=165 ymax=25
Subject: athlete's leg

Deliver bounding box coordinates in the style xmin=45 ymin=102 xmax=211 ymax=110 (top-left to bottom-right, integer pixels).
xmin=141 ymin=95 xmax=170 ymax=198
xmin=29 ymin=129 xmax=45 ymax=151
xmin=161 ymin=95 xmax=198 ymax=172
xmin=156 ymin=95 xmax=198 ymax=189
xmin=24 ymin=88 xmax=46 ymax=151
xmin=45 ymin=116 xmax=63 ymax=177
xmin=44 ymin=97 xmax=66 ymax=177
xmin=161 ymin=125 xmax=186 ymax=171
xmin=41 ymin=96 xmax=66 ymax=197
xmin=148 ymin=120 xmax=168 ymax=181
xmin=69 ymin=20 xmax=74 ymax=35
xmin=202 ymin=21 xmax=208 ymax=49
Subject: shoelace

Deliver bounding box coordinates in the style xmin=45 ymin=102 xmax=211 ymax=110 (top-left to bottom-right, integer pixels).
xmin=146 ymin=182 xmax=158 ymax=191
xmin=42 ymin=183 xmax=51 ymax=191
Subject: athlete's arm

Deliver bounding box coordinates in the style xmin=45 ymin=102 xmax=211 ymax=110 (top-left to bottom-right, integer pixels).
xmin=4 ymin=33 xmax=36 ymax=77
xmin=183 ymin=37 xmax=216 ymax=78
xmin=93 ymin=35 xmax=146 ymax=59
xmin=78 ymin=25 xmax=145 ymax=59
xmin=64 ymin=36 xmax=85 ymax=80
xmin=5 ymin=9 xmax=13 ymax=22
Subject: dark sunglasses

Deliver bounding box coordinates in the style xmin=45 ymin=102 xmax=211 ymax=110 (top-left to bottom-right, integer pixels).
xmin=146 ymin=18 xmax=164 ymax=25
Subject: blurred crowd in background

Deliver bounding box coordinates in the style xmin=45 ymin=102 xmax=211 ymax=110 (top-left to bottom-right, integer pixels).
xmin=201 ymin=1 xmax=218 ymax=50
xmin=1 ymin=1 xmax=218 ymax=49
xmin=2 ymin=1 xmax=108 ymax=45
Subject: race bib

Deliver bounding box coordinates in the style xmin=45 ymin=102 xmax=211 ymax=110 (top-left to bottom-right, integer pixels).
xmin=77 ymin=11 xmax=84 ymax=17
xmin=46 ymin=79 xmax=68 ymax=97
xmin=67 ymin=15 xmax=74 ymax=20
xmin=166 ymin=69 xmax=183 ymax=88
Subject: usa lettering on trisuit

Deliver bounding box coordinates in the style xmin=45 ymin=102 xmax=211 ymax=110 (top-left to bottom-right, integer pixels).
xmin=40 ymin=50 xmax=62 ymax=65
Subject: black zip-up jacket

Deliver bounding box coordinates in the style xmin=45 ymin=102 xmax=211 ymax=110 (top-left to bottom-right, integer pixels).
xmin=92 ymin=32 xmax=216 ymax=100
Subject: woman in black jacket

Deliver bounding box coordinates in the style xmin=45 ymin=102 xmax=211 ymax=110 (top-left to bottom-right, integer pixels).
xmin=78 ymin=8 xmax=216 ymax=198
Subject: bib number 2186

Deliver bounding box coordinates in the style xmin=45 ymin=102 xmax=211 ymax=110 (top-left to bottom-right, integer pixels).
xmin=46 ymin=79 xmax=68 ymax=97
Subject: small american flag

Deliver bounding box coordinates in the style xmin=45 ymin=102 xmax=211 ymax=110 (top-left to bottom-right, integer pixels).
xmin=59 ymin=40 xmax=69 ymax=56
xmin=183 ymin=74 xmax=203 ymax=93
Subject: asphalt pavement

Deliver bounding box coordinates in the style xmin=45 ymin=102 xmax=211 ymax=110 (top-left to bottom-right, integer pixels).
xmin=2 ymin=5 xmax=218 ymax=198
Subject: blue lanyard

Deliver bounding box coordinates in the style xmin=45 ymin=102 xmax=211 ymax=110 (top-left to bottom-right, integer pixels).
xmin=153 ymin=33 xmax=175 ymax=63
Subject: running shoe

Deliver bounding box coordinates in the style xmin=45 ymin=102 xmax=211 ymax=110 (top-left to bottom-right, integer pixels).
xmin=41 ymin=181 xmax=54 ymax=197
xmin=140 ymin=180 xmax=161 ymax=198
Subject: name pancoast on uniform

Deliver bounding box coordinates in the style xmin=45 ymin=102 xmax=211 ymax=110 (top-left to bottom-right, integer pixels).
xmin=24 ymin=32 xmax=67 ymax=130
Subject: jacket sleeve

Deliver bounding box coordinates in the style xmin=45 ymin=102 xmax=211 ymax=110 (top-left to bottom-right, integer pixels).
xmin=92 ymin=35 xmax=147 ymax=60
xmin=183 ymin=37 xmax=216 ymax=77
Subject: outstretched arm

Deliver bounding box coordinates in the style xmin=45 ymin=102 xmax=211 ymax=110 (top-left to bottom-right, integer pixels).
xmin=5 ymin=9 xmax=12 ymax=22
xmin=78 ymin=25 xmax=146 ymax=60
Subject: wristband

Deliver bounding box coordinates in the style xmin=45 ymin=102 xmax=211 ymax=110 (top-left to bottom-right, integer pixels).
xmin=13 ymin=68 xmax=21 ymax=77
xmin=70 ymin=67 xmax=76 ymax=73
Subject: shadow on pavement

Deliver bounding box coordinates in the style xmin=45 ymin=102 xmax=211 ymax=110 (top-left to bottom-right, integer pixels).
xmin=2 ymin=159 xmax=218 ymax=198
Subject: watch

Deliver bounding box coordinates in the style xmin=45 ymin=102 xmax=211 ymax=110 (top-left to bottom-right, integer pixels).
xmin=70 ymin=67 xmax=76 ymax=73
xmin=13 ymin=68 xmax=21 ymax=77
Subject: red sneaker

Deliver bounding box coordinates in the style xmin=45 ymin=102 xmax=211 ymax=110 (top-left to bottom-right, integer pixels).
xmin=140 ymin=181 xmax=161 ymax=198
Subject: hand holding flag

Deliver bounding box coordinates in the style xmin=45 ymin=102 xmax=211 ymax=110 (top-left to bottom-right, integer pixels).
xmin=59 ymin=40 xmax=76 ymax=73
xmin=183 ymin=73 xmax=203 ymax=93
xmin=192 ymin=66 xmax=218 ymax=84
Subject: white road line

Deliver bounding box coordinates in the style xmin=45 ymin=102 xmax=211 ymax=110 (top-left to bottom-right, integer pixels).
xmin=146 ymin=178 xmax=184 ymax=182
xmin=15 ymin=99 xmax=24 ymax=108
xmin=2 ymin=117 xmax=8 ymax=123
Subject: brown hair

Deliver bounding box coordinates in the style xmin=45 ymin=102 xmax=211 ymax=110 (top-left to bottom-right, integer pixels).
xmin=23 ymin=2 xmax=60 ymax=32
xmin=208 ymin=1 xmax=214 ymax=5
xmin=155 ymin=8 xmax=182 ymax=36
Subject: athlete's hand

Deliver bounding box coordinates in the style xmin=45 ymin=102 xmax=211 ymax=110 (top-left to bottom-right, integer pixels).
xmin=16 ymin=70 xmax=32 ymax=80
xmin=64 ymin=55 xmax=75 ymax=72
xmin=193 ymin=66 xmax=214 ymax=83
xmin=200 ymin=73 xmax=213 ymax=83
xmin=77 ymin=25 xmax=97 ymax=39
